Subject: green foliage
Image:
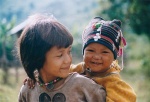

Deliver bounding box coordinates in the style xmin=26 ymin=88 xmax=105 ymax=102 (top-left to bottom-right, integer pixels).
xmin=122 ymin=33 xmax=150 ymax=101
xmin=127 ymin=0 xmax=150 ymax=38
xmin=97 ymin=0 xmax=150 ymax=39
xmin=97 ymin=0 xmax=127 ymax=23
xmin=0 ymin=69 xmax=26 ymax=102
xmin=71 ymin=24 xmax=83 ymax=63
xmin=0 ymin=17 xmax=16 ymax=62
xmin=125 ymin=33 xmax=150 ymax=78
xmin=142 ymin=57 xmax=150 ymax=77
xmin=121 ymin=69 xmax=150 ymax=102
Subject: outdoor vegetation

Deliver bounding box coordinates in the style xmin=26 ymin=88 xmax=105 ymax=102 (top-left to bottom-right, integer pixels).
xmin=0 ymin=0 xmax=150 ymax=102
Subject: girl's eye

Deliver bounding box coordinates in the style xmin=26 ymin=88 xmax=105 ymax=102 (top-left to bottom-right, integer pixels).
xmin=57 ymin=54 xmax=63 ymax=57
xmin=68 ymin=50 xmax=72 ymax=55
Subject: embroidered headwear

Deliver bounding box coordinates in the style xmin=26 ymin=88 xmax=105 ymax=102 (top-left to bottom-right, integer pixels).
xmin=82 ymin=17 xmax=126 ymax=59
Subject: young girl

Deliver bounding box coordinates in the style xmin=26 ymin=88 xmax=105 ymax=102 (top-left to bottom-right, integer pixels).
xmin=17 ymin=14 xmax=106 ymax=102
xmin=70 ymin=17 xmax=136 ymax=102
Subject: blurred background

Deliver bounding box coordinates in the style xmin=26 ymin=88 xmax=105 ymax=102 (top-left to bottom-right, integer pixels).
xmin=0 ymin=0 xmax=150 ymax=102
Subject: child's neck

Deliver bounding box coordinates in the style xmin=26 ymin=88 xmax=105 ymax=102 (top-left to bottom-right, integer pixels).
xmin=85 ymin=67 xmax=119 ymax=78
xmin=38 ymin=71 xmax=67 ymax=90
xmin=85 ymin=69 xmax=108 ymax=78
xmin=39 ymin=68 xmax=60 ymax=83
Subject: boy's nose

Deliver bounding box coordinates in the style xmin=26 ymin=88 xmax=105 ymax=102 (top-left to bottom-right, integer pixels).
xmin=93 ymin=54 xmax=102 ymax=60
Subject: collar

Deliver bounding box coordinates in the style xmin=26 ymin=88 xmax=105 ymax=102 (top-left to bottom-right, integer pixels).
xmin=82 ymin=60 xmax=121 ymax=77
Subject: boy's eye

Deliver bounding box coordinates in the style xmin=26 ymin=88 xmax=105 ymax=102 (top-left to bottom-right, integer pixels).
xmin=102 ymin=51 xmax=109 ymax=53
xmin=87 ymin=49 xmax=94 ymax=52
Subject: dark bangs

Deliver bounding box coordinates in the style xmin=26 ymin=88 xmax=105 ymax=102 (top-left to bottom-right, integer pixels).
xmin=17 ymin=14 xmax=73 ymax=80
xmin=43 ymin=21 xmax=73 ymax=49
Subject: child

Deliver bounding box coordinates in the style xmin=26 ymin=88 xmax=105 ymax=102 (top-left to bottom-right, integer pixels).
xmin=70 ymin=17 xmax=136 ymax=102
xmin=17 ymin=14 xmax=106 ymax=102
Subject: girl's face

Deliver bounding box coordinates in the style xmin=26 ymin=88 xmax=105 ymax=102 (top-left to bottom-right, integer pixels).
xmin=40 ymin=45 xmax=72 ymax=82
xmin=83 ymin=43 xmax=114 ymax=73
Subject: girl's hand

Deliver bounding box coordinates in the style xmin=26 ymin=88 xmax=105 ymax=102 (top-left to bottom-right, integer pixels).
xmin=23 ymin=77 xmax=35 ymax=89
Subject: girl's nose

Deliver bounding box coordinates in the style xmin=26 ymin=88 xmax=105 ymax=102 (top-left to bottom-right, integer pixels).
xmin=64 ymin=54 xmax=72 ymax=64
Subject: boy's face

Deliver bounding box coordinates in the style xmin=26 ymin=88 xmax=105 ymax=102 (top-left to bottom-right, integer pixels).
xmin=40 ymin=45 xmax=72 ymax=81
xmin=83 ymin=43 xmax=114 ymax=73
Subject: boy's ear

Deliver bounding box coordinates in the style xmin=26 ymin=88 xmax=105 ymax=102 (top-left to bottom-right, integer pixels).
xmin=82 ymin=51 xmax=86 ymax=58
xmin=94 ymin=16 xmax=104 ymax=20
xmin=112 ymin=19 xmax=122 ymax=28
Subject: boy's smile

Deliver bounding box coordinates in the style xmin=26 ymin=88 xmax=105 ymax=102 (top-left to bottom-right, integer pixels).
xmin=91 ymin=61 xmax=102 ymax=66
xmin=83 ymin=43 xmax=114 ymax=73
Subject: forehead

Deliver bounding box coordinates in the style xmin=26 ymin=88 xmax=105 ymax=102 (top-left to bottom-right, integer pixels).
xmin=47 ymin=46 xmax=63 ymax=53
xmin=87 ymin=43 xmax=107 ymax=48
xmin=47 ymin=45 xmax=71 ymax=53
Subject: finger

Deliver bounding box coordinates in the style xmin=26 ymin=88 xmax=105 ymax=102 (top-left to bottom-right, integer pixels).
xmin=23 ymin=78 xmax=28 ymax=85
xmin=31 ymin=80 xmax=35 ymax=89
xmin=27 ymin=78 xmax=31 ymax=89
xmin=29 ymin=79 xmax=33 ymax=89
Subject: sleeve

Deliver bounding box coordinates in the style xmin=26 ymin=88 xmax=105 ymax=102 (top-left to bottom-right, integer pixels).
xmin=93 ymin=74 xmax=136 ymax=102
xmin=18 ymin=85 xmax=27 ymax=102
xmin=69 ymin=62 xmax=84 ymax=73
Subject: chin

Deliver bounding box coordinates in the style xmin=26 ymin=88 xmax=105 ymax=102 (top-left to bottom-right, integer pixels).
xmin=61 ymin=72 xmax=70 ymax=78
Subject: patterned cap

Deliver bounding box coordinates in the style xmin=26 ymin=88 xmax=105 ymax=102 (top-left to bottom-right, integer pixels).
xmin=82 ymin=17 xmax=126 ymax=59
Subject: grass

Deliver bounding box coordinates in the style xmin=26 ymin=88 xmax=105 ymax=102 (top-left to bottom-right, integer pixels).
xmin=121 ymin=69 xmax=150 ymax=102
xmin=0 ymin=67 xmax=150 ymax=102
xmin=0 ymin=84 xmax=18 ymax=102
xmin=0 ymin=68 xmax=27 ymax=102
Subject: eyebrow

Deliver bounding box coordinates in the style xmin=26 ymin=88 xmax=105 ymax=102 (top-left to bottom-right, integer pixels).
xmin=57 ymin=45 xmax=72 ymax=51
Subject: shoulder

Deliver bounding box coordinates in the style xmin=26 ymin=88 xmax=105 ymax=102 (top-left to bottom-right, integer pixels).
xmin=102 ymin=74 xmax=133 ymax=89
xmin=19 ymin=82 xmax=38 ymax=96
xmin=19 ymin=84 xmax=30 ymax=95
xmin=106 ymin=78 xmax=136 ymax=101
xmin=95 ymin=73 xmax=135 ymax=92
xmin=18 ymin=83 xmax=40 ymax=102
xmin=70 ymin=72 xmax=104 ymax=89
xmin=70 ymin=72 xmax=91 ymax=81
xmin=70 ymin=62 xmax=85 ymax=73
xmin=96 ymin=74 xmax=136 ymax=101
xmin=18 ymin=84 xmax=30 ymax=101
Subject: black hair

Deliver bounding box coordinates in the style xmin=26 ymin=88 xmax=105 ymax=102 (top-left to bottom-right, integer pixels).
xmin=17 ymin=14 xmax=73 ymax=80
